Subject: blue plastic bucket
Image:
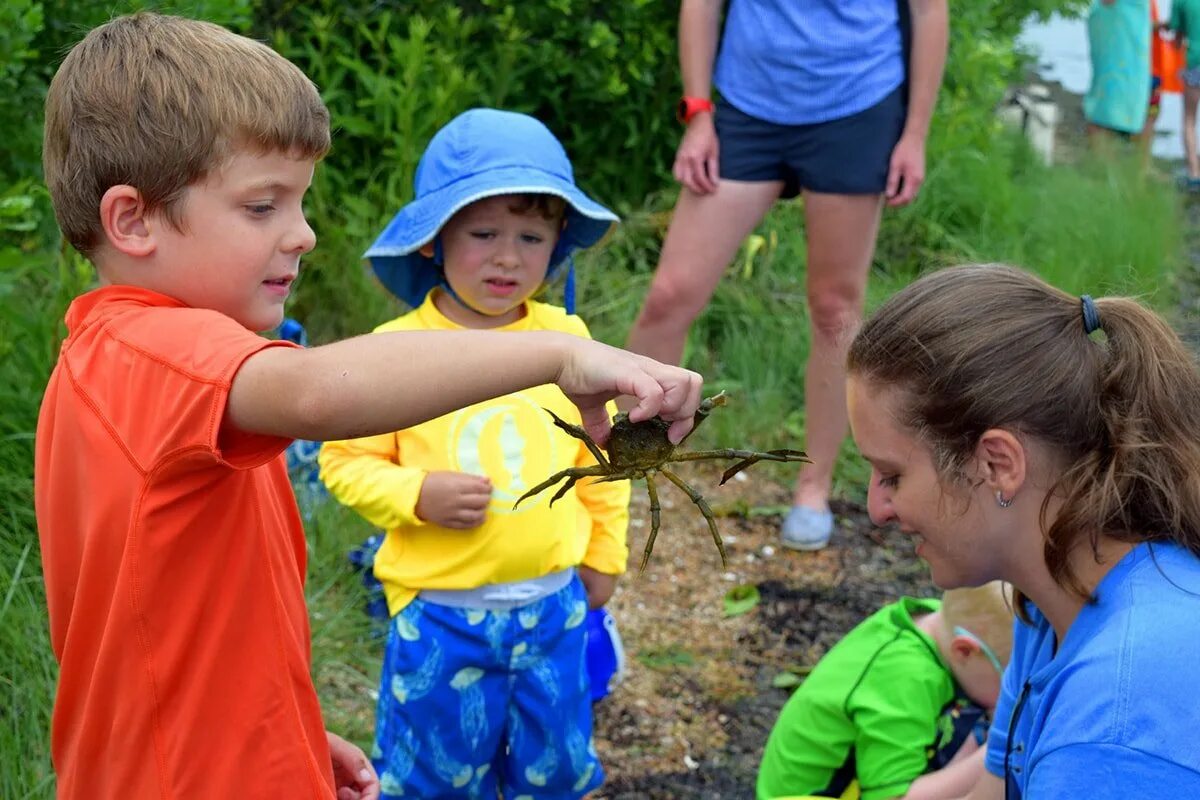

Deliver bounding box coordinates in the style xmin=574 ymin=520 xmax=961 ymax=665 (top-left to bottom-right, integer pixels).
xmin=585 ymin=608 xmax=626 ymax=702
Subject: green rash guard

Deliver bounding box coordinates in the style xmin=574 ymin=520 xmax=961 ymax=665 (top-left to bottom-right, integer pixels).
xmin=757 ymin=598 xmax=956 ymax=800
xmin=1171 ymin=0 xmax=1200 ymax=69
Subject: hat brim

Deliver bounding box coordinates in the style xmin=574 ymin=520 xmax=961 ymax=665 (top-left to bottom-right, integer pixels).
xmin=365 ymin=165 xmax=618 ymax=307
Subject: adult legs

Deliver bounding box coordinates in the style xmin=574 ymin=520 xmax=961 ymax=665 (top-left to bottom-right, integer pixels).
xmin=1183 ymin=85 xmax=1200 ymax=180
xmin=782 ymin=190 xmax=882 ymax=548
xmin=625 ymin=179 xmax=783 ymax=366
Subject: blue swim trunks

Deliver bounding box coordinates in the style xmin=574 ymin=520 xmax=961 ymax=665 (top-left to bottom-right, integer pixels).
xmin=372 ymin=576 xmax=602 ymax=799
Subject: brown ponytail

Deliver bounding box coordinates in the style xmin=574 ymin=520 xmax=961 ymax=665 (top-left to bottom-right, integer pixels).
xmin=848 ymin=264 xmax=1200 ymax=609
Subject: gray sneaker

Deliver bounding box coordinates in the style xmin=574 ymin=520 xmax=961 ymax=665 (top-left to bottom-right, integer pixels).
xmin=780 ymin=506 xmax=833 ymax=551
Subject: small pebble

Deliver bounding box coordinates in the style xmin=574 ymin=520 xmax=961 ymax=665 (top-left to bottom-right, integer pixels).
xmin=721 ymin=571 xmax=739 ymax=582
xmin=684 ymin=754 xmax=700 ymax=770
xmin=762 ymin=545 xmax=776 ymax=557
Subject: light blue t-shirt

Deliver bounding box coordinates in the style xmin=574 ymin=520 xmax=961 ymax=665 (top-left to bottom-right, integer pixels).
xmin=713 ymin=0 xmax=906 ymax=125
xmin=984 ymin=542 xmax=1200 ymax=798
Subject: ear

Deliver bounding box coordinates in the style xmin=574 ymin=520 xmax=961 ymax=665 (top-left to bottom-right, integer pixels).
xmin=950 ymin=634 xmax=980 ymax=663
xmin=418 ymin=241 xmax=435 ymax=258
xmin=99 ymin=185 xmax=156 ymax=257
xmin=974 ymin=428 xmax=1026 ymax=502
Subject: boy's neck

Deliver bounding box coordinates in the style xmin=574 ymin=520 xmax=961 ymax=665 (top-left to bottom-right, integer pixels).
xmin=431 ymin=288 xmax=530 ymax=329
xmin=916 ymin=607 xmax=949 ymax=656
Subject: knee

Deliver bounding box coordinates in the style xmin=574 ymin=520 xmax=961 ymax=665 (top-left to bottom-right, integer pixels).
xmin=637 ymin=271 xmax=711 ymax=328
xmin=807 ymin=290 xmax=863 ymax=343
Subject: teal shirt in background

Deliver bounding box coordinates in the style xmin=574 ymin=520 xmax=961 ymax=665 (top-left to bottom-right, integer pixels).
xmin=1170 ymin=0 xmax=1200 ymax=68
xmin=1084 ymin=0 xmax=1152 ymax=134
xmin=757 ymin=598 xmax=956 ymax=800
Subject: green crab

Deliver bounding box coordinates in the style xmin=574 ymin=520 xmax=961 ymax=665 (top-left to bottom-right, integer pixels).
xmin=515 ymin=392 xmax=809 ymax=571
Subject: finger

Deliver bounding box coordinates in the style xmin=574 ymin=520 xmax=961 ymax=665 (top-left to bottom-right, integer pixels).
xmin=656 ymin=367 xmax=703 ymax=421
xmin=696 ymin=158 xmax=716 ymax=194
xmin=579 ymin=404 xmax=614 ymax=447
xmin=678 ymin=160 xmax=701 ymax=195
xmin=885 ymin=158 xmax=902 ymax=201
xmin=704 ymin=152 xmax=720 ymax=193
xmin=459 ymin=493 xmax=492 ymax=511
xmin=889 ymin=171 xmax=921 ymax=207
xmin=666 ymin=416 xmax=696 ymax=445
xmin=622 ymin=370 xmax=667 ymax=424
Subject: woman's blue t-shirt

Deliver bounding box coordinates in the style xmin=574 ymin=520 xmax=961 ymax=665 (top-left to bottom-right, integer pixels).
xmin=985 ymin=541 xmax=1200 ymax=797
xmin=713 ymin=0 xmax=906 ymax=125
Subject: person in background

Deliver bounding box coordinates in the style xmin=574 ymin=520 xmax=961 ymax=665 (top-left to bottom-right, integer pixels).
xmin=624 ymin=0 xmax=948 ymax=552
xmin=1084 ymin=0 xmax=1152 ymax=148
xmin=1165 ymin=0 xmax=1200 ymax=190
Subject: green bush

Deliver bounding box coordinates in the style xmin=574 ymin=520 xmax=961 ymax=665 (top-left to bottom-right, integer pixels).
xmin=260 ymin=0 xmax=681 ymax=211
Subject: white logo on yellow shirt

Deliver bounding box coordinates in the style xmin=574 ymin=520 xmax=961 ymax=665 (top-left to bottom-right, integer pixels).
xmin=447 ymin=393 xmax=564 ymax=515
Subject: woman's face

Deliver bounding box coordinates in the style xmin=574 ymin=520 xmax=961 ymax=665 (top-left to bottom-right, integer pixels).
xmin=847 ymin=376 xmax=1010 ymax=589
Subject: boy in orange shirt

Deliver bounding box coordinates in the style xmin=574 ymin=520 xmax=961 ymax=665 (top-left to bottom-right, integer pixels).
xmin=33 ymin=13 xmax=702 ymax=800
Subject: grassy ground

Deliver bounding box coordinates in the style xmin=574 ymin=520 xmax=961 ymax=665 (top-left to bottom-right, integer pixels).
xmin=0 ymin=136 xmax=1185 ymax=796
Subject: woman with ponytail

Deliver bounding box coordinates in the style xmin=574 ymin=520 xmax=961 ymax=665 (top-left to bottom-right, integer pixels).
xmin=845 ymin=264 xmax=1200 ymax=799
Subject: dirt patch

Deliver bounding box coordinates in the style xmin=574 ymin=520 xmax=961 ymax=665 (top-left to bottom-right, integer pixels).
xmin=590 ymin=464 xmax=934 ymax=799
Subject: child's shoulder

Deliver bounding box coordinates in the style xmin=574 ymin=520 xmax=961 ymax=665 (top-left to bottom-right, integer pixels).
xmin=525 ymin=299 xmax=591 ymax=337
xmin=371 ymin=306 xmax=426 ymax=334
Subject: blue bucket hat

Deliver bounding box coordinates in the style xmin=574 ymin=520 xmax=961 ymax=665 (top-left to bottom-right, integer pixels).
xmin=365 ymin=108 xmax=618 ymax=312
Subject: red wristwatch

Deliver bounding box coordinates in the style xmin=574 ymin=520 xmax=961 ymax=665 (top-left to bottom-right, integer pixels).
xmin=677 ymin=96 xmax=715 ymax=125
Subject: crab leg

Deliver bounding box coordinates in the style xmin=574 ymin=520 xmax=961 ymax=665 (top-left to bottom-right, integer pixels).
xmin=541 ymin=408 xmax=610 ymax=470
xmin=667 ymin=448 xmax=809 ymax=484
xmin=513 ymin=465 xmax=607 ymax=508
xmin=660 ymin=468 xmax=728 ymax=568
xmin=639 ymin=471 xmax=661 ymax=574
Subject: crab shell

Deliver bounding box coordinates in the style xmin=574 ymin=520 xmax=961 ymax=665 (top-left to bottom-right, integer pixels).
xmin=605 ymin=414 xmax=677 ymax=470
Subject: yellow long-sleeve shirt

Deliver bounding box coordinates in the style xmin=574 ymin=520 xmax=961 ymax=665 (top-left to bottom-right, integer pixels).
xmin=318 ymin=292 xmax=630 ymax=614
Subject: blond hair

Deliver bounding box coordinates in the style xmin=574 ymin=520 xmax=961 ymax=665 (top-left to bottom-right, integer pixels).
xmin=43 ymin=12 xmax=330 ymax=257
xmin=940 ymin=582 xmax=1013 ymax=666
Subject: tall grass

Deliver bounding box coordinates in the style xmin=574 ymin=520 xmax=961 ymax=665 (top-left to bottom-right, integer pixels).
xmin=0 ymin=186 xmax=93 ymax=796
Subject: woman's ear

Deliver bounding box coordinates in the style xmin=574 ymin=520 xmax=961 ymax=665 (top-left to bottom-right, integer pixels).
xmin=974 ymin=428 xmax=1026 ymax=501
xmin=99 ymin=185 xmax=155 ymax=257
xmin=418 ymin=241 xmax=435 ymax=259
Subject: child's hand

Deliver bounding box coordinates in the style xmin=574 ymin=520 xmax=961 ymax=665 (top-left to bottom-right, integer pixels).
xmin=326 ymin=731 xmax=380 ymax=800
xmin=555 ymin=338 xmax=703 ymax=447
xmin=579 ymin=566 xmax=618 ymax=609
xmin=415 ymin=471 xmax=493 ymax=529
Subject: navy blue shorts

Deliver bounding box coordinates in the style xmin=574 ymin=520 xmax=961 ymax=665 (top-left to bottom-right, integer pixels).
xmin=715 ymin=86 xmax=907 ymax=198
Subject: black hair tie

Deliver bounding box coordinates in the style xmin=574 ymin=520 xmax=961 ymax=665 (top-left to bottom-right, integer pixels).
xmin=1080 ymin=294 xmax=1101 ymax=334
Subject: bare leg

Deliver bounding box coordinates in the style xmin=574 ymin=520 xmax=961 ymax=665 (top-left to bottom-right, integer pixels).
xmin=791 ymin=191 xmax=882 ymax=513
xmin=1184 ymin=86 xmax=1200 ymax=179
xmin=625 ymin=180 xmax=783 ymax=367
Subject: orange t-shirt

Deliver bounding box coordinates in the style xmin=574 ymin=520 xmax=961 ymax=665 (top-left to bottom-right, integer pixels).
xmin=34 ymin=286 xmax=335 ymax=799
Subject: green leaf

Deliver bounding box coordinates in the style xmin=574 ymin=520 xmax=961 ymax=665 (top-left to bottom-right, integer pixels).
xmin=722 ymin=583 xmax=761 ymax=618
xmin=771 ymin=671 xmax=803 ymax=690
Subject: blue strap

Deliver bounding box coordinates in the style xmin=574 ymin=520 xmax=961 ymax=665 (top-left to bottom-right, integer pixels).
xmin=564 ymin=256 xmax=577 ymax=315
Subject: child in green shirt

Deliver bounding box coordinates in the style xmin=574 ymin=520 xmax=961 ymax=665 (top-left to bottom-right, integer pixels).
xmin=757 ymin=583 xmax=1012 ymax=800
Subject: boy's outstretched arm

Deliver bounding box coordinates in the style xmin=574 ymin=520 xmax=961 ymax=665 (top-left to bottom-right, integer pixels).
xmin=228 ymin=330 xmax=703 ymax=445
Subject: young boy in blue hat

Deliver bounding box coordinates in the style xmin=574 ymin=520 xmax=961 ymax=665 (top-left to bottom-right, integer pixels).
xmin=319 ymin=108 xmax=628 ymax=799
